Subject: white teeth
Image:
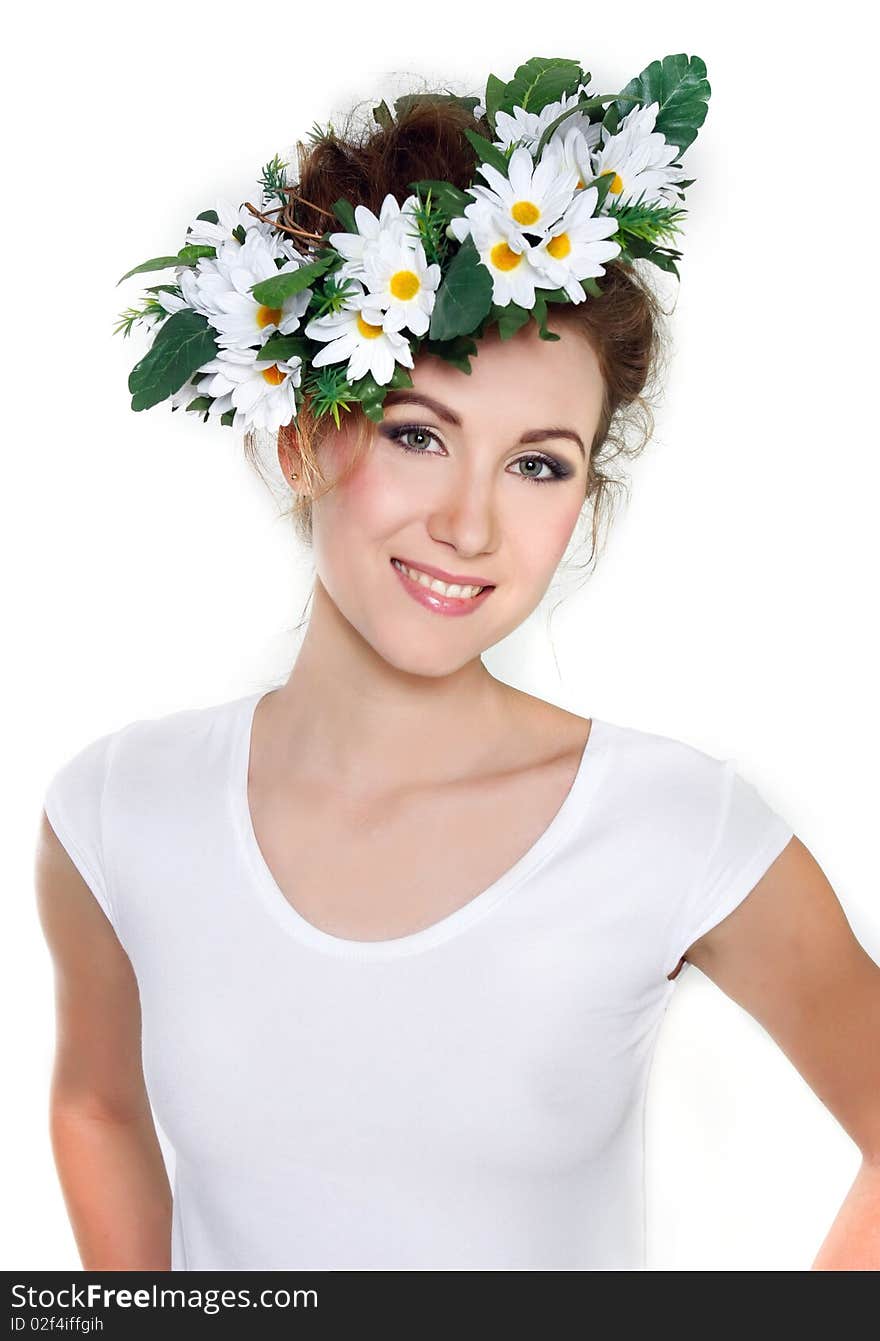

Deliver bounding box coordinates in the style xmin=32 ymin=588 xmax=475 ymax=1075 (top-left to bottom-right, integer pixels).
xmin=392 ymin=558 xmax=485 ymax=599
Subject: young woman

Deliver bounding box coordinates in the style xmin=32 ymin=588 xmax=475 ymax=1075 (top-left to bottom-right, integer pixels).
xmin=35 ymin=73 xmax=880 ymax=1272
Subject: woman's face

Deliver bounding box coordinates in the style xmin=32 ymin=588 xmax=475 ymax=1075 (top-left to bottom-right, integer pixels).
xmin=293 ymin=315 xmax=605 ymax=677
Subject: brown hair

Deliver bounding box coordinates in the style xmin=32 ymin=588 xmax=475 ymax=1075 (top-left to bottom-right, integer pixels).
xmin=243 ymin=90 xmax=673 ymax=574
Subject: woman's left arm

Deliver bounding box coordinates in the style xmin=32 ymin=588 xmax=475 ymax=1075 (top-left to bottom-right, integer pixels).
xmin=683 ymin=835 xmax=880 ymax=1270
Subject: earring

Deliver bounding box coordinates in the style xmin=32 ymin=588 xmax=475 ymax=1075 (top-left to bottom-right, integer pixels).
xmin=290 ymin=472 xmax=298 ymax=480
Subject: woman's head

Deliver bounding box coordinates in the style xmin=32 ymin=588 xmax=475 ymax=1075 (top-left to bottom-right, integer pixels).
xmin=279 ymin=311 xmax=605 ymax=677
xmin=244 ymin=91 xmax=670 ymax=672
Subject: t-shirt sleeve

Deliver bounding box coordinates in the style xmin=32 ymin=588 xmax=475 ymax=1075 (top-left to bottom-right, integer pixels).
xmin=664 ymin=758 xmax=795 ymax=978
xmin=42 ymin=729 xmax=120 ymax=928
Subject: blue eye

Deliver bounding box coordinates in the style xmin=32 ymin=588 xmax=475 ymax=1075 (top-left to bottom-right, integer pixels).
xmin=381 ymin=423 xmax=572 ymax=485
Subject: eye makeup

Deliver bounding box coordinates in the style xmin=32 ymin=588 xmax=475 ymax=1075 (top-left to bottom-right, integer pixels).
xmin=379 ymin=422 xmax=576 ymax=485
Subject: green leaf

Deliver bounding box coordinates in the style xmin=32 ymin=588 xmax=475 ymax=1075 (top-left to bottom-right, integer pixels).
xmin=499 ymin=57 xmax=585 ymax=117
xmin=602 ymin=103 xmax=620 ymax=137
xmin=128 ymin=309 xmax=219 ymax=412
xmin=531 ymin=292 xmax=560 ymax=341
xmin=461 ymin=128 xmax=509 ymax=176
xmin=372 ymin=100 xmax=394 ymax=129
xmin=116 ymin=244 xmax=216 ymax=286
xmin=350 ymin=363 xmax=414 ymax=422
xmin=407 ymin=179 xmax=472 ymax=217
xmin=186 ymin=396 xmax=213 ymax=414
xmin=491 ymin=302 xmax=531 ymax=340
xmin=192 ymin=209 xmax=219 ymax=226
xmin=533 ymin=287 xmax=572 ymax=304
xmin=618 ymin=234 xmax=682 ymax=276
xmin=533 ymin=93 xmax=611 ymax=158
xmin=254 ymin=334 xmax=309 ymax=363
xmin=483 ymin=73 xmax=507 ymax=131
xmin=331 ymin=197 xmax=357 ymax=232
xmin=220 ymin=409 xmax=236 ymax=427
xmin=615 ymin=54 xmax=711 ymax=154
xmin=423 ymin=334 xmax=478 ymax=374
xmin=177 ymin=243 xmax=216 ymax=266
xmin=586 ymin=171 xmax=615 ymax=212
xmin=393 ymin=92 xmax=482 ymax=120
xmin=428 ymin=235 xmax=493 ymax=341
xmin=250 ymin=253 xmax=337 ymax=305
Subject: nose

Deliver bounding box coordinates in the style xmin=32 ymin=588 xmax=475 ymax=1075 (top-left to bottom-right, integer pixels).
xmin=426 ymin=461 xmax=501 ymax=559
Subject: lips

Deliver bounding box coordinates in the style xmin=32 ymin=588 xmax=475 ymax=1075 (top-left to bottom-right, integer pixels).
xmin=390 ymin=557 xmax=495 ymax=618
xmin=391 ymin=556 xmax=495 ymax=589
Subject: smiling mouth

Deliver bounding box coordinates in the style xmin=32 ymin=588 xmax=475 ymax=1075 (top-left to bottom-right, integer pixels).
xmin=390 ymin=558 xmax=492 ymax=600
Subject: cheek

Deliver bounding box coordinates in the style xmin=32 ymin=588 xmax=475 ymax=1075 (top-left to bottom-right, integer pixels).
xmin=312 ymin=443 xmax=407 ymax=570
xmin=509 ymin=489 xmax=585 ymax=579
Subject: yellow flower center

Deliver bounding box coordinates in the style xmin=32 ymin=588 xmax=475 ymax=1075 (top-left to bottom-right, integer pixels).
xmin=547 ymin=232 xmax=571 ymax=260
xmin=389 ymin=269 xmax=420 ymax=301
xmin=575 ymin=177 xmax=584 ymax=189
xmin=599 ymin=169 xmax=624 ymax=194
xmin=511 ymin=200 xmax=540 ymax=226
xmin=356 ymin=313 xmax=385 ymax=339
xmin=489 ymin=241 xmax=522 ymax=272
xmin=256 ymin=304 xmax=283 ymax=329
xmin=261 ymin=364 xmax=286 ymax=386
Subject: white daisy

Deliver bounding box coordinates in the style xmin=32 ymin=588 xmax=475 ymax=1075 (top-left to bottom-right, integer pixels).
xmin=592 ymin=101 xmax=688 ymax=209
xmin=154 ymin=288 xmax=187 ymax=317
xmin=169 ymin=376 xmax=234 ymax=418
xmin=304 ymin=279 xmax=415 ymax=385
xmin=184 ymin=199 xmax=299 ymax=260
xmin=449 ymin=202 xmax=546 ymax=308
xmin=492 ymin=88 xmax=595 ymax=156
xmin=329 ymin=193 xmax=422 ymax=282
xmin=361 ymin=231 xmax=441 ymax=337
xmin=554 ymin=122 xmax=603 ymax=191
xmin=529 ymin=185 xmax=621 ymax=302
xmin=196 ymin=346 xmax=303 ymax=432
xmin=178 ymin=229 xmax=312 ymax=351
xmin=465 ymin=143 xmax=578 ymax=243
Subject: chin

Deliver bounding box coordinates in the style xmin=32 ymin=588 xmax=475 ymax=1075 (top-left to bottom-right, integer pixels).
xmin=374 ymin=640 xmax=481 ymax=679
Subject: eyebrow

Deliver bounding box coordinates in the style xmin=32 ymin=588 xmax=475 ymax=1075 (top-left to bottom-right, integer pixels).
xmin=382 ymin=390 xmax=586 ymax=459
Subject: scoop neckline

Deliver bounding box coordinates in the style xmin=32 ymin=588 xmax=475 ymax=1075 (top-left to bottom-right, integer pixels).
xmin=228 ymin=689 xmax=612 ymax=961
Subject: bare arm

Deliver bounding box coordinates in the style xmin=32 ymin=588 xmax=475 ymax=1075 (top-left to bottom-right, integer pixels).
xmin=683 ymin=834 xmax=880 ymax=1269
xmin=35 ymin=810 xmax=172 ymax=1270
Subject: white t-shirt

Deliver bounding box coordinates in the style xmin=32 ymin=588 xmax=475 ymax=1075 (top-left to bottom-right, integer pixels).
xmin=42 ymin=689 xmax=794 ymax=1271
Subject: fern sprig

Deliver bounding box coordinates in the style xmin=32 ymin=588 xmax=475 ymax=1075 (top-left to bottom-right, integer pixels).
xmin=304 ymin=119 xmax=335 ymax=146
xmin=310 ymin=274 xmax=359 ymax=319
xmin=607 ymin=195 xmax=687 ymax=247
xmin=112 ymin=296 xmax=169 ymax=338
xmin=305 ymin=365 xmax=359 ymax=428
xmin=407 ymin=188 xmax=450 ymax=268
xmin=258 ymin=153 xmax=290 ymax=208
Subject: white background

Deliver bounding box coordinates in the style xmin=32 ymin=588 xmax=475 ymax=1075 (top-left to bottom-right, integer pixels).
xmin=4 ymin=0 xmax=877 ymax=1272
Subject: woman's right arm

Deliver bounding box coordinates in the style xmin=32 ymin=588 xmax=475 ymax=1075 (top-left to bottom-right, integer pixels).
xmin=35 ymin=811 xmax=173 ymax=1271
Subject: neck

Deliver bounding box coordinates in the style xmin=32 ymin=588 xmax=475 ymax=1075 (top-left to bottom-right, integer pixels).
xmin=261 ymin=576 xmax=523 ymax=792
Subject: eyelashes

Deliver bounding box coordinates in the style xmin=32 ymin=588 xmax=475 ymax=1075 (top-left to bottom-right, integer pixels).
xmin=380 ymin=423 xmax=574 ymax=486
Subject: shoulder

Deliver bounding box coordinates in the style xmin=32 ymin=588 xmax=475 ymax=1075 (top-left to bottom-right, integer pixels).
xmin=586 ymin=715 xmax=737 ymax=871
xmin=599 ymin=715 xmax=728 ymax=787
xmin=539 ymin=699 xmax=729 ymax=797
xmin=44 ymin=692 xmax=250 ymax=806
xmin=513 ymin=693 xmax=729 ymax=799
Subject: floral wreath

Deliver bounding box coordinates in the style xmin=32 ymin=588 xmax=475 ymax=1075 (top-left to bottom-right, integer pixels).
xmin=115 ymin=54 xmax=710 ymax=434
